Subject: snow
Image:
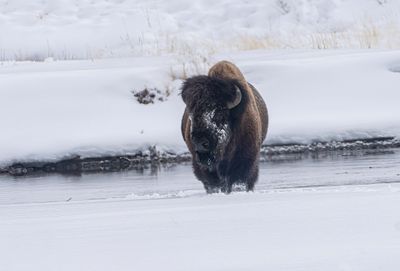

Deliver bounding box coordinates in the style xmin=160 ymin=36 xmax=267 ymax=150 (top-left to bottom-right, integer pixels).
xmin=203 ymin=109 xmax=230 ymax=145
xmin=1 ymin=0 xmax=400 ymax=61
xmin=233 ymin=49 xmax=400 ymax=144
xmin=1 ymin=183 xmax=400 ymax=271
xmin=1 ymin=50 xmax=400 ymax=166
xmin=0 ymin=56 xmax=185 ymax=165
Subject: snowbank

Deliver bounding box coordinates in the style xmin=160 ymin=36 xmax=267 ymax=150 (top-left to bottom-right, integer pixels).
xmin=1 ymin=50 xmax=400 ymax=166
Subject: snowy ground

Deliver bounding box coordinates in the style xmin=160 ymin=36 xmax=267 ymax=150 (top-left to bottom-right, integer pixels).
xmin=1 ymin=0 xmax=400 ymax=61
xmin=1 ymin=184 xmax=400 ymax=271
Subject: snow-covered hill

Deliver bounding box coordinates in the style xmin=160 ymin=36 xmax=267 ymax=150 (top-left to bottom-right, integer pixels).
xmin=1 ymin=0 xmax=400 ymax=61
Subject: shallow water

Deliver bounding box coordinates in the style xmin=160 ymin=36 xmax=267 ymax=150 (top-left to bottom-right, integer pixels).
xmin=1 ymin=149 xmax=399 ymax=205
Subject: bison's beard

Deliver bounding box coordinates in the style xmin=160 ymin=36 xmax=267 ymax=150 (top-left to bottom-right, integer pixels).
xmin=195 ymin=151 xmax=216 ymax=171
xmin=191 ymin=124 xmax=231 ymax=172
xmin=194 ymin=143 xmax=228 ymax=172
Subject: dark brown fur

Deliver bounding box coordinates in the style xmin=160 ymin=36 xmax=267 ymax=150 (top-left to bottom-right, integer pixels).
xmin=181 ymin=61 xmax=268 ymax=193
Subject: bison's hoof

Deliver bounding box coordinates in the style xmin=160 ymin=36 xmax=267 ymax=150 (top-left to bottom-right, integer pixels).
xmin=204 ymin=185 xmax=222 ymax=194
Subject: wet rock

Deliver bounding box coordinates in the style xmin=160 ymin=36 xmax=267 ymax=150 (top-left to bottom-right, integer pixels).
xmin=55 ymin=157 xmax=82 ymax=174
xmin=8 ymin=164 xmax=28 ymax=176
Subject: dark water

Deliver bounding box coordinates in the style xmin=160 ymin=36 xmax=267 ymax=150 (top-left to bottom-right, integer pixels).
xmin=1 ymin=149 xmax=399 ymax=205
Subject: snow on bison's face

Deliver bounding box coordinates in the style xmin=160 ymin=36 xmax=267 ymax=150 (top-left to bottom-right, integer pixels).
xmin=181 ymin=76 xmax=242 ymax=171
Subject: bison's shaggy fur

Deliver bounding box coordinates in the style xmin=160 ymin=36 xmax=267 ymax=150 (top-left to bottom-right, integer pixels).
xmin=181 ymin=61 xmax=268 ymax=193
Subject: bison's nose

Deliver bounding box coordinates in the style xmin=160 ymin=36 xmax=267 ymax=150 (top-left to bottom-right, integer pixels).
xmin=193 ymin=137 xmax=210 ymax=152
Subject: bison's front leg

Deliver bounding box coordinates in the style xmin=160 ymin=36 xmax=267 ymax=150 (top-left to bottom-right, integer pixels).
xmin=203 ymin=184 xmax=220 ymax=194
xmin=216 ymin=161 xmax=233 ymax=194
xmin=219 ymin=156 xmax=259 ymax=193
xmin=221 ymin=180 xmax=233 ymax=194
xmin=245 ymin=168 xmax=258 ymax=192
xmin=204 ymin=176 xmax=231 ymax=194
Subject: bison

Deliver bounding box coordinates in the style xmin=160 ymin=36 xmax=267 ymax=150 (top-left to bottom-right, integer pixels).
xmin=181 ymin=60 xmax=268 ymax=193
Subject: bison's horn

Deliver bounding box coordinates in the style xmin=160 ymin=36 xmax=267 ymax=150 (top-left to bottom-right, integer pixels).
xmin=227 ymin=86 xmax=242 ymax=109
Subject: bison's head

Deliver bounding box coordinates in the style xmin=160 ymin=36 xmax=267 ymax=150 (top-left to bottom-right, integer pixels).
xmin=181 ymin=75 xmax=244 ymax=171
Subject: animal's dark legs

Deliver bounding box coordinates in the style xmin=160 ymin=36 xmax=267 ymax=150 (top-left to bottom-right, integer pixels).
xmin=221 ymin=182 xmax=232 ymax=194
xmin=219 ymin=156 xmax=259 ymax=193
xmin=245 ymin=165 xmax=258 ymax=192
xmin=195 ymin=153 xmax=260 ymax=194
xmin=204 ymin=184 xmax=221 ymax=194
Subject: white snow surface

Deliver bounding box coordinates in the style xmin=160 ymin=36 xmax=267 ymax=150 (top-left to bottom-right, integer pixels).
xmin=1 ymin=50 xmax=400 ymax=165
xmin=1 ymin=183 xmax=400 ymax=271
xmin=1 ymin=0 xmax=400 ymax=60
